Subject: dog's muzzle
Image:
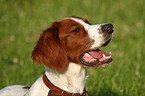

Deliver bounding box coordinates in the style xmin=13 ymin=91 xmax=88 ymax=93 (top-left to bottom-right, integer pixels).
xmin=79 ymin=23 xmax=114 ymax=68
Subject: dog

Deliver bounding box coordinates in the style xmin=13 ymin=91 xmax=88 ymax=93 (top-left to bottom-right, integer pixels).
xmin=0 ymin=17 xmax=114 ymax=96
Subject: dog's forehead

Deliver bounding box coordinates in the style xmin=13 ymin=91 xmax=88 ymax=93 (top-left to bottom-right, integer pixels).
xmin=69 ymin=18 xmax=89 ymax=26
xmin=60 ymin=17 xmax=90 ymax=27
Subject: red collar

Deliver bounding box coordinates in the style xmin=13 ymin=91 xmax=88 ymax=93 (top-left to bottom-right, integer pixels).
xmin=43 ymin=73 xmax=88 ymax=96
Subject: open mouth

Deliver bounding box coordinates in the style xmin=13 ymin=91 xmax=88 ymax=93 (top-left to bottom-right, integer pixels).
xmin=79 ymin=39 xmax=112 ymax=68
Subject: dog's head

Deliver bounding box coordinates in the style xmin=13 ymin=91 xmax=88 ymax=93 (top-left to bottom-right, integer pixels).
xmin=32 ymin=17 xmax=114 ymax=72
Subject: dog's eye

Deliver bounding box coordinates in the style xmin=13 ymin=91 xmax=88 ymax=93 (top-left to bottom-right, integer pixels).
xmin=71 ymin=27 xmax=81 ymax=32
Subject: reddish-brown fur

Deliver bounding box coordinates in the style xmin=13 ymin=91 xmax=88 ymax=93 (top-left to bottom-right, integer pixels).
xmin=32 ymin=18 xmax=93 ymax=72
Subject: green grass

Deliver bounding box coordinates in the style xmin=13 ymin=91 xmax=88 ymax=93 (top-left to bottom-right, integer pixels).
xmin=0 ymin=0 xmax=145 ymax=96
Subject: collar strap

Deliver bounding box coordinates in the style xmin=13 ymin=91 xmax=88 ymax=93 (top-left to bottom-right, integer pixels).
xmin=43 ymin=73 xmax=88 ymax=96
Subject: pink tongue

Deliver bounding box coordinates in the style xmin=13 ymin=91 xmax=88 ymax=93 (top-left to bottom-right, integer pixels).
xmin=88 ymin=51 xmax=107 ymax=59
xmin=88 ymin=51 xmax=103 ymax=59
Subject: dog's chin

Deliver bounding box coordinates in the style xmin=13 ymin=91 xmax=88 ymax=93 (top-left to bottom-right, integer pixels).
xmin=79 ymin=39 xmax=113 ymax=68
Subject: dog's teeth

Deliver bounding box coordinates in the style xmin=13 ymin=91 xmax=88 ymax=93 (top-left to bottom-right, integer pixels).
xmin=85 ymin=53 xmax=91 ymax=57
xmin=103 ymin=54 xmax=106 ymax=58
xmin=106 ymin=56 xmax=110 ymax=59
xmin=102 ymin=65 xmax=105 ymax=67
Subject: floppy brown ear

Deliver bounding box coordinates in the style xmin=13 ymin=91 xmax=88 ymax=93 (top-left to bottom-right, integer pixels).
xmin=32 ymin=22 xmax=68 ymax=73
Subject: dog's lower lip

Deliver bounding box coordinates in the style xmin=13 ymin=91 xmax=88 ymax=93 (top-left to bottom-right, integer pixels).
xmin=102 ymin=39 xmax=111 ymax=47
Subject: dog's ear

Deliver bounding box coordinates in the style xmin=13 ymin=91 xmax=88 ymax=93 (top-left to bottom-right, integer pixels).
xmin=32 ymin=22 xmax=68 ymax=73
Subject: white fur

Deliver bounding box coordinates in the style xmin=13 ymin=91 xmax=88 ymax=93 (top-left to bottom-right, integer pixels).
xmin=0 ymin=63 xmax=87 ymax=96
xmin=0 ymin=85 xmax=29 ymax=96
xmin=44 ymin=62 xmax=86 ymax=93
xmin=25 ymin=62 xmax=87 ymax=96
xmin=25 ymin=76 xmax=49 ymax=96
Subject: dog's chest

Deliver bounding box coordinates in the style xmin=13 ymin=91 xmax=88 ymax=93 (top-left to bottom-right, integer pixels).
xmin=45 ymin=63 xmax=87 ymax=93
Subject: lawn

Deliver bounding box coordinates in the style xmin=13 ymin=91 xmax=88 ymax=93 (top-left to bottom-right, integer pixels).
xmin=0 ymin=0 xmax=145 ymax=96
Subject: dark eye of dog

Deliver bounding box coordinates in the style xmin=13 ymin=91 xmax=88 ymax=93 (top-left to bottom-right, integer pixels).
xmin=71 ymin=27 xmax=81 ymax=32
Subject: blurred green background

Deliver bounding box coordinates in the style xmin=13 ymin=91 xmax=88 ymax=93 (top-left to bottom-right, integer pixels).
xmin=0 ymin=0 xmax=145 ymax=96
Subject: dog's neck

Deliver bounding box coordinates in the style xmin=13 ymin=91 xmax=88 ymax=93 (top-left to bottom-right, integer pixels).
xmin=45 ymin=62 xmax=87 ymax=93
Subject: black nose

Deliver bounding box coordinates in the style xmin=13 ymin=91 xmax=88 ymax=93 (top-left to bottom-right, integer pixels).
xmin=101 ymin=24 xmax=114 ymax=34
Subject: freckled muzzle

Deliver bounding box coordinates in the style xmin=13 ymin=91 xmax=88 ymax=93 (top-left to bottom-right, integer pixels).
xmin=79 ymin=23 xmax=114 ymax=68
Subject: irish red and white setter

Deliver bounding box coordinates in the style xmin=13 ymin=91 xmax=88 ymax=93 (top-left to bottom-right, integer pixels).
xmin=0 ymin=17 xmax=114 ymax=96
